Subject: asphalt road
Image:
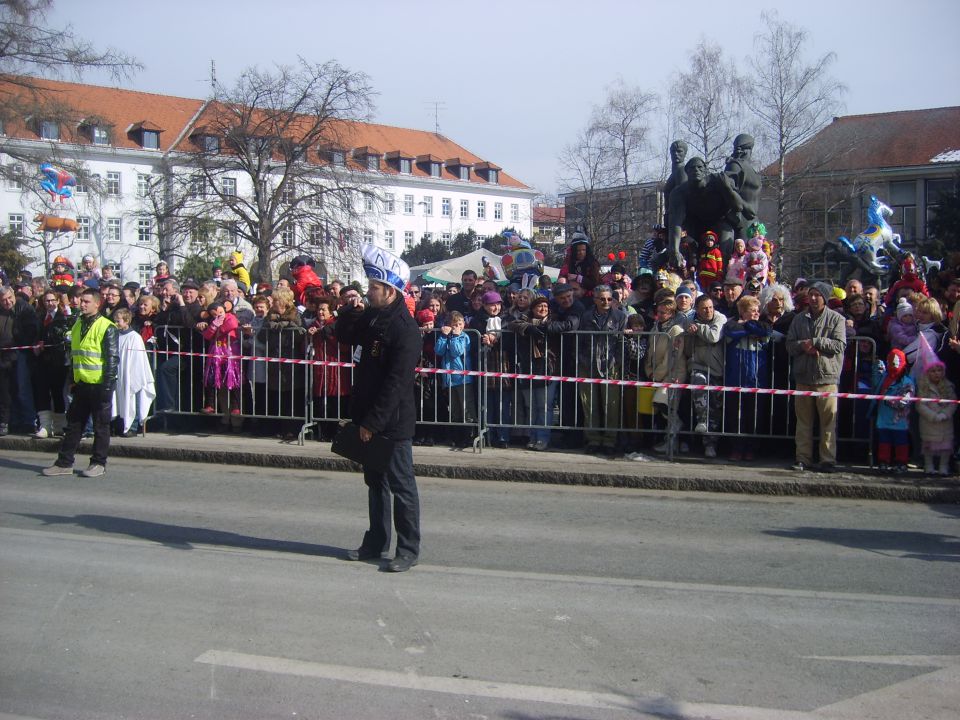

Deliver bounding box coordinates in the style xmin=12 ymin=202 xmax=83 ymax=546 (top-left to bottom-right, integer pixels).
xmin=1 ymin=450 xmax=958 ymax=720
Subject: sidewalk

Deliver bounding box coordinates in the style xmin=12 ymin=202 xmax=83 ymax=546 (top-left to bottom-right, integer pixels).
xmin=4 ymin=431 xmax=958 ymax=503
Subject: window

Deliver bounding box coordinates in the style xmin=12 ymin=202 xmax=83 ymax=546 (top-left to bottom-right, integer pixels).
xmin=404 ymin=230 xmax=414 ymax=248
xmin=403 ymin=194 xmax=414 ymax=215
xmin=367 ymin=155 xmax=380 ymax=171
xmin=422 ymin=196 xmax=433 ymax=216
xmin=281 ymin=224 xmax=296 ymax=247
xmin=442 ymin=197 xmax=451 ymax=217
xmin=40 ymin=120 xmax=60 ymax=141
xmin=399 ymin=158 xmax=412 ymax=174
xmin=106 ymin=171 xmax=121 ymax=196
xmin=430 ymin=162 xmax=441 ymax=178
xmin=202 ymin=135 xmax=220 ymax=153
xmin=926 ymin=178 xmax=954 ymax=237
xmin=488 ymin=169 xmax=499 ymax=184
xmin=477 ymin=200 xmax=486 ymax=220
xmin=364 ymin=195 xmax=376 ymax=213
xmin=280 ymin=183 xmax=296 ymax=204
xmin=460 ymin=199 xmax=469 ymax=218
xmin=510 ymin=203 xmax=519 ymax=222
xmin=221 ymin=177 xmax=236 ymax=196
xmin=888 ymin=181 xmax=917 ymax=244
xmin=385 ymin=230 xmax=395 ymax=250
xmin=7 ymin=164 xmax=23 ymax=190
xmin=138 ymin=264 xmax=153 ymax=288
xmin=424 ymin=232 xmax=434 ymax=243
xmin=189 ymin=174 xmax=207 ymax=199
xmin=225 ymin=221 xmax=239 ymax=245
xmin=137 ymin=217 xmax=152 ymax=244
xmin=107 ymin=217 xmax=122 ymax=242
xmin=441 ymin=232 xmax=451 ymax=247
xmin=75 ymin=176 xmax=89 ymax=194
xmin=363 ymin=228 xmax=374 ymax=245
xmin=330 ymin=150 xmax=345 ymax=166
xmin=494 ymin=202 xmax=503 ymax=221
xmin=309 ymin=224 xmax=323 ymax=246
xmin=142 ymin=130 xmax=160 ymax=150
xmin=92 ymin=126 xmax=110 ymax=146
xmin=459 ymin=166 xmax=470 ymax=181
xmin=77 ymin=216 xmax=90 ymax=240
xmin=384 ymin=192 xmax=395 ymax=213
xmin=137 ymin=174 xmax=151 ymax=197
xmin=8 ymin=213 xmax=23 ymax=236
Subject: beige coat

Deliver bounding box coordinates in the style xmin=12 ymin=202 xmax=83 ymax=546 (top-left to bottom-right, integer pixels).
xmin=915 ymin=375 xmax=957 ymax=446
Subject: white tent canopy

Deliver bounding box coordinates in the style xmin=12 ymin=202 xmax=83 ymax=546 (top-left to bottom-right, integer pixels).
xmin=412 ymin=248 xmax=560 ymax=286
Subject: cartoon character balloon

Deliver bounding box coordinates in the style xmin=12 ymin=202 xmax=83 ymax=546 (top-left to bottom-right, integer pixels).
xmin=39 ymin=163 xmax=76 ymax=202
xmin=499 ymin=231 xmax=543 ymax=290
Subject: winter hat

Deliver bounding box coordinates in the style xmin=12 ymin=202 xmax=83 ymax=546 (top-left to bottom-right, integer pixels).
xmin=530 ymin=295 xmax=550 ymax=310
xmin=415 ymin=309 xmax=436 ymax=326
xmin=230 ymin=250 xmax=244 ymax=265
xmin=895 ymin=297 xmax=915 ymax=320
xmin=362 ymin=244 xmax=409 ymax=293
xmin=809 ymin=282 xmax=833 ymax=301
xmin=570 ymin=230 xmax=590 ymax=246
xmin=52 ymin=255 xmax=73 ymax=268
xmin=675 ymin=286 xmax=693 ymax=299
xmin=481 ymin=290 xmax=503 ymax=305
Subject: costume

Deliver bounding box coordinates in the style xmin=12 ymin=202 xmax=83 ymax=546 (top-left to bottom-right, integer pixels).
xmin=228 ymin=250 xmax=252 ymax=290
xmin=290 ymin=255 xmax=324 ymax=306
xmin=335 ymin=244 xmax=422 ymax=569
xmin=696 ymin=232 xmax=723 ymax=288
xmin=872 ymin=348 xmax=915 ymax=470
xmin=112 ymin=328 xmax=156 ymax=434
xmin=744 ymin=236 xmax=769 ymax=286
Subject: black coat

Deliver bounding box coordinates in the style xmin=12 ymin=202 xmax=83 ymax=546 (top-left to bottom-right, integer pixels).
xmin=336 ymin=294 xmax=420 ymax=441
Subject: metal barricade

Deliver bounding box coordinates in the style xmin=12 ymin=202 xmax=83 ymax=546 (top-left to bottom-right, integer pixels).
xmin=416 ymin=328 xmax=484 ymax=451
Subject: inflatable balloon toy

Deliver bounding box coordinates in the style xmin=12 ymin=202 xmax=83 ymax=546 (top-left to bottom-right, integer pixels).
xmin=34 ymin=213 xmax=78 ymax=235
xmin=481 ymin=254 xmax=503 ymax=283
xmin=500 ymin=230 xmax=543 ymax=290
xmin=39 ymin=163 xmax=76 ymax=203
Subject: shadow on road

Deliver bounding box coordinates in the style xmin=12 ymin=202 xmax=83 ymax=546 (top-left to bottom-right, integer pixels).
xmin=764 ymin=526 xmax=960 ymax=562
xmin=15 ymin=513 xmax=343 ymax=558
xmin=0 ymin=455 xmax=48 ymax=472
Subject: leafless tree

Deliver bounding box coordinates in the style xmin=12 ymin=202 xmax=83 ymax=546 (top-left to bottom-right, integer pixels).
xmin=0 ymin=0 xmax=140 ymax=180
xmin=557 ymin=124 xmax=621 ymax=248
xmin=126 ymin=161 xmax=195 ymax=268
xmin=669 ymin=40 xmax=745 ymax=171
xmin=182 ymin=58 xmax=376 ymax=283
xmin=745 ymin=11 xmax=846 ymax=247
xmin=589 ymin=78 xmax=658 ymax=188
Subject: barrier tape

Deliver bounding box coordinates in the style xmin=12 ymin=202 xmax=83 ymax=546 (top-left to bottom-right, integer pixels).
xmin=7 ymin=342 xmax=959 ymax=406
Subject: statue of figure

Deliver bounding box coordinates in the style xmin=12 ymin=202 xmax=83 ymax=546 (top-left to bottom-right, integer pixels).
xmin=665 ymin=157 xmax=731 ymax=270
xmin=720 ymin=133 xmax=762 ymax=257
xmin=662 ymin=140 xmax=688 ymax=231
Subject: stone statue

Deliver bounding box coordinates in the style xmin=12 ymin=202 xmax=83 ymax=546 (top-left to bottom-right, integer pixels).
xmin=665 ymin=157 xmax=731 ymax=270
xmin=720 ymin=133 xmax=762 ymax=255
xmin=662 ymin=140 xmax=688 ymax=232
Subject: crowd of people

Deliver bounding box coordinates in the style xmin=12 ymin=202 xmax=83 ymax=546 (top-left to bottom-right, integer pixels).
xmin=1 ymin=235 xmax=958 ymax=475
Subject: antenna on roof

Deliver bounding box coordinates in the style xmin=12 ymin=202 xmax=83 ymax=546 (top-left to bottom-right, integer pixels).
xmin=424 ymin=100 xmax=446 ymax=135
xmin=210 ymin=59 xmax=217 ymax=95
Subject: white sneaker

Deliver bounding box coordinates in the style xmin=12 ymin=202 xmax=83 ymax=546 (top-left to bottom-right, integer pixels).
xmin=32 ymin=427 xmax=50 ymax=439
xmin=80 ymin=464 xmax=106 ymax=478
xmin=694 ymin=422 xmax=707 ymax=434
xmin=704 ymin=445 xmax=717 ymax=459
xmin=42 ymin=464 xmax=73 ymax=476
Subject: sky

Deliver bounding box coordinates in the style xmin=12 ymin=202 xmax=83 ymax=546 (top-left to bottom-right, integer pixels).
xmin=46 ymin=0 xmax=960 ymax=197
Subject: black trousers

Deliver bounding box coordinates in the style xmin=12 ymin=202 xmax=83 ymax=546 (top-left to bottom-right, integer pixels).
xmin=56 ymin=382 xmax=111 ymax=467
xmin=361 ymin=439 xmax=420 ymax=560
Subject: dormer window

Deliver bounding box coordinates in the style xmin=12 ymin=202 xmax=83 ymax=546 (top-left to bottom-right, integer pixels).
xmin=400 ymin=158 xmax=412 ymax=174
xmin=446 ymin=158 xmax=473 ymax=181
xmin=92 ymin=126 xmax=110 ymax=145
xmin=417 ymin=154 xmax=443 ymax=178
xmin=40 ymin=120 xmax=60 ymax=141
xmin=127 ymin=120 xmax=164 ymax=150
xmin=353 ymin=146 xmax=382 ymax=172
xmin=475 ymin=161 xmax=502 ymax=184
xmin=385 ymin=150 xmax=414 ymax=175
xmin=459 ymin=166 xmax=469 ymax=180
xmin=331 ymin=150 xmax=345 ymax=165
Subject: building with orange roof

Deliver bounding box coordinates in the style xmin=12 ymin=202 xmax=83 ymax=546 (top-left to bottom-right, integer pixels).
xmin=0 ymin=76 xmax=535 ymax=285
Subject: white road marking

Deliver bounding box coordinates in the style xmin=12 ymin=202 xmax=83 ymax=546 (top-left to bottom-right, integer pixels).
xmin=5 ymin=526 xmax=958 ymax=608
xmin=195 ymin=649 xmax=811 ymax=719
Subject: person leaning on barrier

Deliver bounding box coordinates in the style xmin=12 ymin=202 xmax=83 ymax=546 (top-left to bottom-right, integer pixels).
xmin=336 ymin=244 xmax=422 ymax=573
xmin=544 ymin=283 xmax=583 ymax=449
xmin=685 ymin=293 xmax=726 ymax=458
xmin=646 ymin=296 xmax=688 ymax=455
xmin=0 ymin=284 xmax=39 ymax=436
xmin=43 ymin=287 xmax=119 ymax=477
xmin=786 ymin=282 xmax=847 ymax=473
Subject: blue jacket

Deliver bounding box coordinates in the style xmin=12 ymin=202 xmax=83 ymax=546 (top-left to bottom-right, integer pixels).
xmin=434 ymin=332 xmax=474 ymax=387
xmin=724 ymin=318 xmax=771 ymax=388
xmin=872 ymin=363 xmax=914 ymax=431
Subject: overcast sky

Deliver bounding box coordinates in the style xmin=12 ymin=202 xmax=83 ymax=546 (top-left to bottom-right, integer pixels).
xmin=48 ymin=0 xmax=960 ymax=197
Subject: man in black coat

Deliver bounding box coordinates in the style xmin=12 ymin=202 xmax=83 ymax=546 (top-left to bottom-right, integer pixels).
xmin=336 ymin=245 xmax=422 ymax=572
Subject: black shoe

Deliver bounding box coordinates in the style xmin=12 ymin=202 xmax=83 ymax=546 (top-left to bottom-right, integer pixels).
xmin=492 ymin=439 xmax=508 ymax=449
xmin=345 ymin=547 xmax=386 ymax=561
xmin=817 ymin=462 xmax=836 ymax=473
xmin=387 ymin=555 xmax=418 ymax=573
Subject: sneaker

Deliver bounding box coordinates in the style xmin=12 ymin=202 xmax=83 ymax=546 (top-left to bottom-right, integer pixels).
xmin=790 ymin=461 xmax=807 ymax=472
xmin=533 ymin=440 xmax=549 ymax=451
xmin=653 ymin=441 xmax=669 ymax=454
xmin=694 ymin=422 xmax=707 ymax=434
xmin=80 ymin=464 xmax=106 ymax=478
xmin=0 ymin=423 xmax=7 ymax=436
xmin=42 ymin=464 xmax=73 ymax=476
xmin=201 ymin=406 xmax=215 ymax=414
xmin=387 ymin=555 xmax=419 ymax=573
xmin=704 ymin=445 xmax=717 ymax=459
xmin=230 ymin=408 xmax=241 ymax=416
xmin=32 ymin=427 xmax=50 ymax=439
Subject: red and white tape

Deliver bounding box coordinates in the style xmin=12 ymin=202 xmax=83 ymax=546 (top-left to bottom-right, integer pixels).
xmin=6 ymin=343 xmax=959 ymax=405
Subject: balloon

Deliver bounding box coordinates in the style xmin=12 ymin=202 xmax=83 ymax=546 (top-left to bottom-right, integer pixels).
xmin=39 ymin=163 xmax=76 ymax=202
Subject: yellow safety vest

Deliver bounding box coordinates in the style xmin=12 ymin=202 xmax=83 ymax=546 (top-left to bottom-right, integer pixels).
xmin=71 ymin=315 xmax=113 ymax=383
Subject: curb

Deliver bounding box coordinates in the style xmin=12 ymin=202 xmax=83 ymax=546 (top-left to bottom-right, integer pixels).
xmin=5 ymin=436 xmax=959 ymax=504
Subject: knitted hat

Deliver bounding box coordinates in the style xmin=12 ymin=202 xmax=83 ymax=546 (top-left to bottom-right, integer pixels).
xmin=809 ymin=282 xmax=833 ymax=301
xmin=481 ymin=290 xmax=503 ymax=305
xmin=362 ymin=244 xmax=409 ymax=293
xmin=895 ymin=297 xmax=914 ymax=320
xmin=675 ymin=286 xmax=693 ymax=299
xmin=415 ymin=309 xmax=436 ymax=326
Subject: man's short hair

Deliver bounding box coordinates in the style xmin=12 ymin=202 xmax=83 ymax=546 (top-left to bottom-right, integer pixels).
xmin=461 ymin=270 xmax=478 ymax=280
xmin=161 ymin=278 xmax=180 ymax=292
xmin=80 ymin=286 xmax=100 ymax=299
xmin=593 ymin=284 xmax=612 ymax=297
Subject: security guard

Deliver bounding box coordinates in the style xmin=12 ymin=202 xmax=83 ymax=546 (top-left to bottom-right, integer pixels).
xmin=43 ymin=287 xmax=119 ymax=478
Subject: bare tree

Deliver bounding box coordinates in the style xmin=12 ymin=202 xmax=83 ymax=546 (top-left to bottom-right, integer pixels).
xmin=745 ymin=11 xmax=845 ymax=247
xmin=589 ymin=78 xmax=658 ymax=188
xmin=183 ymin=58 xmax=376 ymax=283
xmin=557 ymin=124 xmax=621 ymax=248
xmin=669 ymin=40 xmax=744 ymax=170
xmin=126 ymin=161 xmax=195 ymax=268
